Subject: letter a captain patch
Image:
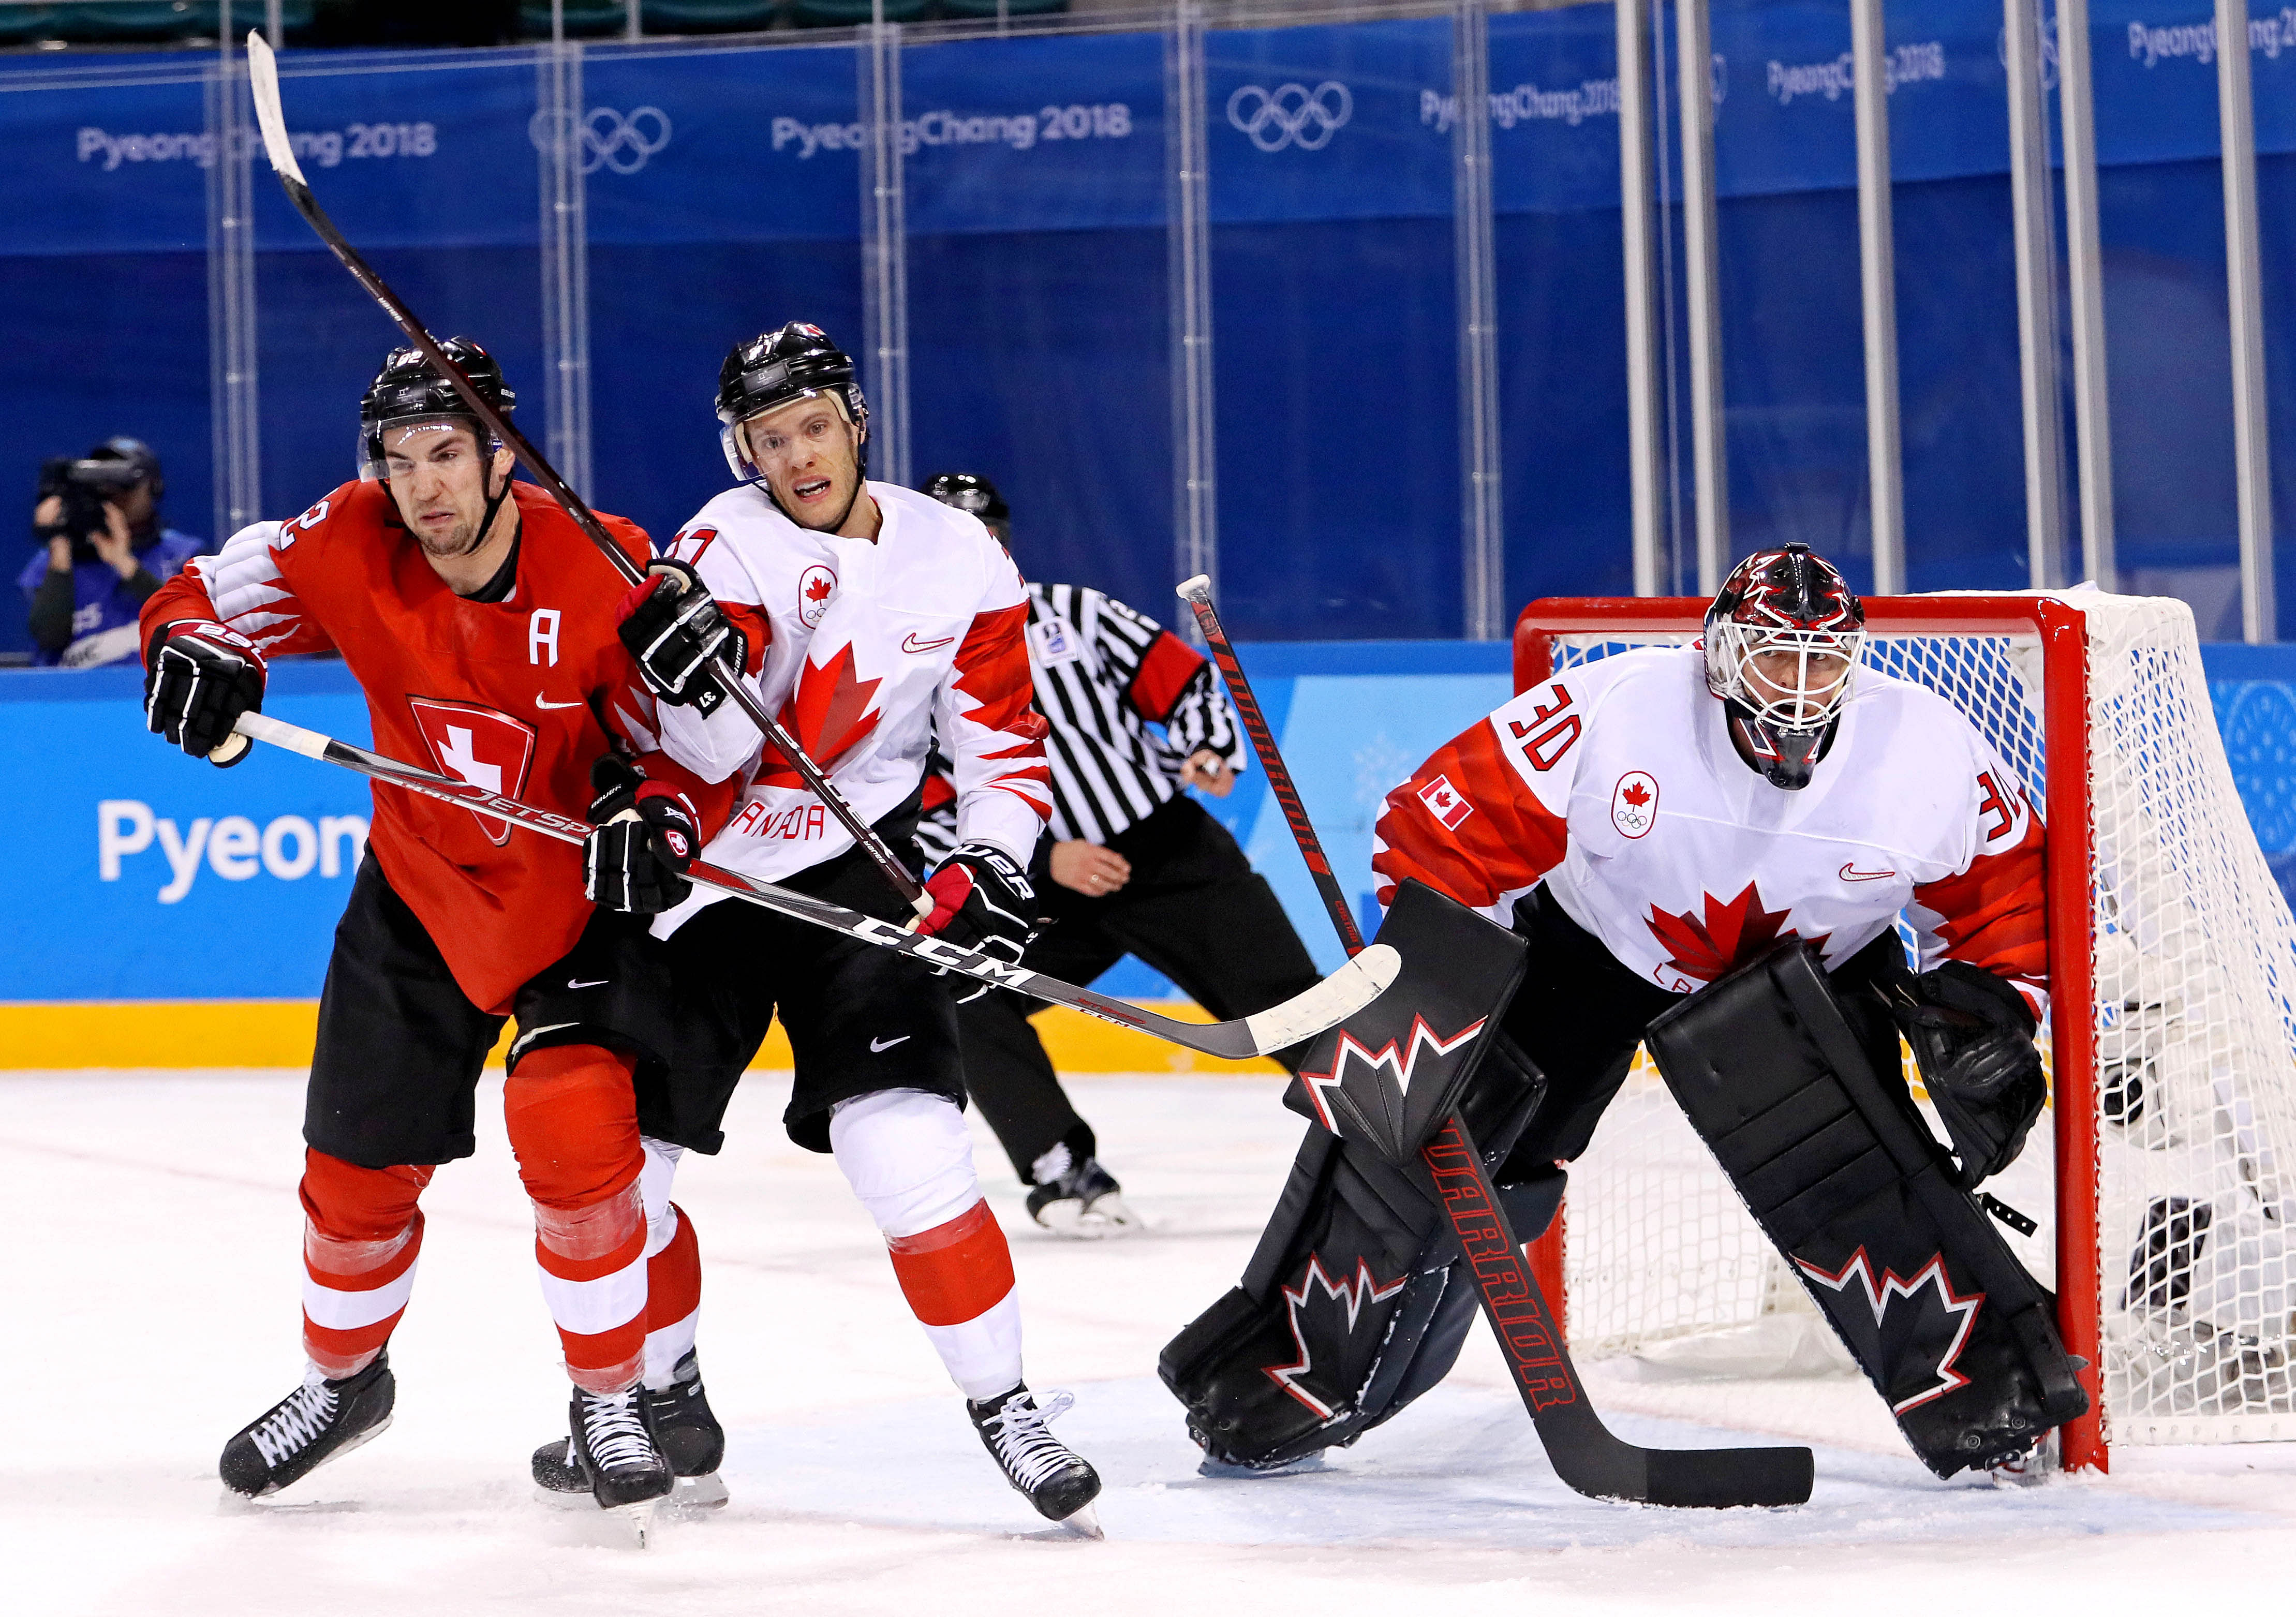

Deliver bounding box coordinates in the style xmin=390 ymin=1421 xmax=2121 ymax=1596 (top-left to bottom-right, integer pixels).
xmin=1417 ymin=774 xmax=1473 ymax=831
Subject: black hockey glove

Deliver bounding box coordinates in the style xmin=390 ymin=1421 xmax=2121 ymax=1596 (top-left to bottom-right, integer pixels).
xmin=616 ymin=558 xmax=748 ymax=717
xmin=584 ymin=754 xmax=702 ymax=914
xmin=144 ymin=620 xmax=266 ymax=766
xmin=917 ymin=843 xmax=1035 ymax=964
xmin=1889 ymin=959 xmax=2046 ymax=1188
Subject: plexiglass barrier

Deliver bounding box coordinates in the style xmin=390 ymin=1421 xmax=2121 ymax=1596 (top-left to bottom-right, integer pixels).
xmin=2 ymin=1 xmax=2293 ymax=658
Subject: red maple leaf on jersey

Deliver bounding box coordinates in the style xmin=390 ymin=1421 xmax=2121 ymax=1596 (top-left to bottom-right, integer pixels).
xmin=763 ymin=641 xmax=882 ymax=783
xmin=1622 ymin=780 xmax=1651 ymax=808
xmin=804 ymin=574 xmax=834 ymax=606
xmin=1644 ymin=880 xmax=1828 ymax=985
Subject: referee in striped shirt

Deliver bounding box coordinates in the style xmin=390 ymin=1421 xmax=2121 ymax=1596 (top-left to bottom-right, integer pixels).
xmin=920 ymin=473 xmax=1322 ymax=1236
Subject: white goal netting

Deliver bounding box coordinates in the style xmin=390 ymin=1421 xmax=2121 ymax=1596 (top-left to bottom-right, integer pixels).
xmin=1537 ymin=591 xmax=2296 ymax=1450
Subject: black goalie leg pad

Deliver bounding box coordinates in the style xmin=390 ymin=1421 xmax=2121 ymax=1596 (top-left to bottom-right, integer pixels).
xmin=1646 ymin=943 xmax=2088 ymax=1477
xmin=1159 ymin=1019 xmax=1551 ymax=1472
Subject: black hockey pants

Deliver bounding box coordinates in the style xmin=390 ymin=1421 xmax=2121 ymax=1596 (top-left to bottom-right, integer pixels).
xmin=958 ymin=795 xmax=1323 ymax=1184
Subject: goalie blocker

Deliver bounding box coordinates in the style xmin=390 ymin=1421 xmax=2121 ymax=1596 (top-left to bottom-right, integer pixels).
xmin=1167 ymin=899 xmax=2085 ymax=1479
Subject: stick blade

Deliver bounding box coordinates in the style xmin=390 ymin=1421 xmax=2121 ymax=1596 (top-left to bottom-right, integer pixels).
xmin=244 ymin=30 xmax=307 ymax=185
xmin=1240 ymin=943 xmax=1398 ymax=1055
xmin=1634 ymin=1445 xmax=1815 ymax=1510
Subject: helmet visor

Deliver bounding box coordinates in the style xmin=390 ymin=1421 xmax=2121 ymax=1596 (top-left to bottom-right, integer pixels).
xmin=361 ymin=412 xmax=489 ymax=482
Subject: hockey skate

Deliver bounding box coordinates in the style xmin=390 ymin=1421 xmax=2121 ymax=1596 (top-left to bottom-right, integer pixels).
xmin=218 ymin=1352 xmax=396 ymax=1500
xmin=1026 ymin=1156 xmax=1141 ymax=1239
xmin=968 ymin=1383 xmax=1103 ymax=1537
xmin=562 ymin=1383 xmax=675 ymax=1545
xmin=533 ymin=1349 xmax=728 ymax=1512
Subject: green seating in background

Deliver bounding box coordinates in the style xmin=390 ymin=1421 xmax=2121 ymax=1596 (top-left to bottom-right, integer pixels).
xmin=638 ymin=0 xmax=779 ymax=31
xmin=791 ymin=0 xmax=927 ymax=27
xmin=0 ymin=7 xmax=59 ymax=44
xmin=935 ymin=0 xmax=1066 ymax=18
xmin=516 ymin=0 xmax=635 ymax=38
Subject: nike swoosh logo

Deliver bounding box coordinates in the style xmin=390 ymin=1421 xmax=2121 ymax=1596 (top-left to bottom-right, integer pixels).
xmin=901 ymin=633 xmax=955 ymax=654
xmin=1838 ymin=864 xmax=1898 ymax=882
xmin=869 ymin=1035 xmax=911 ymax=1052
xmin=568 ymin=977 xmax=610 ymax=989
xmin=536 ymin=695 xmax=585 ymax=711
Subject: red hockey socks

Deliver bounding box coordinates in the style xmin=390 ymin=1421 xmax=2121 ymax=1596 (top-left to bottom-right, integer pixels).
xmin=299 ymin=1150 xmax=433 ymax=1380
xmin=505 ymin=1044 xmax=648 ymax=1393
xmin=830 ymin=1090 xmax=1024 ymax=1401
xmin=644 ymin=1198 xmax=702 ymax=1389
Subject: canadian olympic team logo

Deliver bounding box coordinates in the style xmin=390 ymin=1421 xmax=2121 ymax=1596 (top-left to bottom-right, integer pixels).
xmin=1226 ymin=81 xmax=1353 ymax=152
xmin=797 ymin=564 xmax=838 ymax=630
xmin=527 ymin=106 xmax=673 ymax=175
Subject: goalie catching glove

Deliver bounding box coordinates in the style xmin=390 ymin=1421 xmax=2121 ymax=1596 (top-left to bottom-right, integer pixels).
xmin=584 ymin=754 xmax=701 ymax=914
xmin=144 ymin=620 xmax=266 ymax=765
xmin=616 ymin=557 xmax=748 ymax=716
xmin=1888 ymin=959 xmax=2046 ymax=1187
xmin=918 ymin=844 xmax=1035 ymax=963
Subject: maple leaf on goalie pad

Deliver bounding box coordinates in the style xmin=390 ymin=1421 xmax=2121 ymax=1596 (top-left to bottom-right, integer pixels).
xmin=1796 ymin=1248 xmax=1986 ymax=1415
xmin=1287 ymin=881 xmax=1528 ymax=1164
xmin=1263 ymin=1255 xmax=1409 ymax=1419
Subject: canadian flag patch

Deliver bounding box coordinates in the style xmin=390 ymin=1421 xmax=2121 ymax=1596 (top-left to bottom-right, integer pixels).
xmin=1611 ymin=770 xmax=1659 ymax=839
xmin=1417 ymin=774 xmax=1473 ymax=830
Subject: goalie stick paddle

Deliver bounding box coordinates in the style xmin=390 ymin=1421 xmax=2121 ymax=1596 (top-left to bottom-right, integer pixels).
xmin=228 ymin=711 xmax=1396 ymax=1061
xmin=241 ymin=32 xmax=931 ymax=922
xmin=1179 ymin=578 xmax=1814 ymax=1509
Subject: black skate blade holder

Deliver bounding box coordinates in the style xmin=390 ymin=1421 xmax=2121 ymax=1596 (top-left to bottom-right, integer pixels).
xmin=1292 ymin=884 xmax=1816 ymax=1509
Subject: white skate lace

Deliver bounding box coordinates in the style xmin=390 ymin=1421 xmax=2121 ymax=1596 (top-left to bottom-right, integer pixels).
xmin=981 ymin=1390 xmax=1079 ymax=1492
xmin=250 ymin=1371 xmax=339 ymax=1469
xmin=580 ymin=1389 xmax=657 ymax=1473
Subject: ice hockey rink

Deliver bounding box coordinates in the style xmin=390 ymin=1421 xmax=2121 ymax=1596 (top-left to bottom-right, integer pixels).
xmin=10 ymin=1069 xmax=2293 ymax=1617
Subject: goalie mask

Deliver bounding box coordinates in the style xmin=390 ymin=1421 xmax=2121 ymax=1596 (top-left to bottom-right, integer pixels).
xmin=1703 ymin=543 xmax=1867 ymax=791
xmin=717 ymin=322 xmax=869 ymax=499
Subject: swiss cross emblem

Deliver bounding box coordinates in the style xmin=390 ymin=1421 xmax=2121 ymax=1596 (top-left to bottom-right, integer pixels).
xmin=406 ymin=697 xmax=538 ymax=847
xmin=1417 ymin=774 xmax=1473 ymax=831
xmin=797 ymin=563 xmax=837 ymax=630
xmin=1612 ymin=770 xmax=1659 ymax=839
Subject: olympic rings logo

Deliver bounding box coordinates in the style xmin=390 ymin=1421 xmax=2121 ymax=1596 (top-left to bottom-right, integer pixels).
xmin=527 ymin=106 xmax=673 ymax=175
xmin=1225 ymin=81 xmax=1353 ymax=152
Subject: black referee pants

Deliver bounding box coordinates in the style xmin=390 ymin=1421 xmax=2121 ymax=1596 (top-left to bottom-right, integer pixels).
xmin=958 ymin=794 xmax=1323 ymax=1184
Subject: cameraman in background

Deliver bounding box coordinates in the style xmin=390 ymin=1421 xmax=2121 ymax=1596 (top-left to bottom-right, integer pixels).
xmin=21 ymin=439 xmax=206 ymax=669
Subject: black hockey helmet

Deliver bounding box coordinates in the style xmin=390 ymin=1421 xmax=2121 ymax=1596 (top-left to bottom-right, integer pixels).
xmin=1702 ymin=542 xmax=1867 ymax=791
xmin=87 ymin=436 xmax=163 ymax=498
xmin=716 ymin=322 xmax=869 ymax=486
xmin=921 ymin=471 xmax=1009 ymax=543
xmin=358 ymin=336 xmax=515 ymax=482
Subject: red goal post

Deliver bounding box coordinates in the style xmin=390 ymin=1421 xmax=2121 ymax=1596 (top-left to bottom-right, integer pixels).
xmin=1514 ymin=594 xmax=2108 ymax=1470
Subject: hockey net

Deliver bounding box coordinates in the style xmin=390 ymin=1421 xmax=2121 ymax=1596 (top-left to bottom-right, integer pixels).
xmin=1514 ymin=590 xmax=2296 ymax=1468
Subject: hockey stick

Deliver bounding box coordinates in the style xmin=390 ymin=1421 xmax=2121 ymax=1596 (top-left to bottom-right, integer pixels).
xmin=1176 ymin=580 xmax=1813 ymax=1508
xmin=241 ymin=33 xmax=930 ymax=921
xmin=1177 ymin=574 xmax=1364 ymax=953
xmin=229 ymin=710 xmax=1396 ymax=1061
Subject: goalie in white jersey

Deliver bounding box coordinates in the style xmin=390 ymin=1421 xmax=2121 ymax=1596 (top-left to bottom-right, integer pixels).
xmin=1161 ymin=543 xmax=2076 ymax=1481
xmin=1374 ymin=542 xmax=2048 ymax=1180
xmin=543 ymin=323 xmax=1101 ymax=1532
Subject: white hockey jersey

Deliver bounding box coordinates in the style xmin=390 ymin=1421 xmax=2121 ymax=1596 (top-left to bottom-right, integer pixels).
xmin=646 ymin=481 xmax=1050 ymax=933
xmin=1371 ymin=647 xmax=2047 ymax=1010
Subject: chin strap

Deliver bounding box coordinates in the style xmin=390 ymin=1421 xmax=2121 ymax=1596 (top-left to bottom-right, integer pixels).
xmin=470 ymin=456 xmax=516 ymax=554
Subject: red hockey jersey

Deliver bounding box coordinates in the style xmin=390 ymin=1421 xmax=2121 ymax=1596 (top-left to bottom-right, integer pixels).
xmin=142 ymin=479 xmax=720 ymax=1013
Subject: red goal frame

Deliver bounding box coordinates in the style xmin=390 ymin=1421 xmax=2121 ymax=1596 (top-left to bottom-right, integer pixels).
xmin=1513 ymin=595 xmax=2107 ymax=1473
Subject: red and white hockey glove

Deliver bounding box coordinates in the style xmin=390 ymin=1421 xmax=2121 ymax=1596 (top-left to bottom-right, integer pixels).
xmin=584 ymin=755 xmax=702 ymax=914
xmin=917 ymin=843 xmax=1036 ymax=965
xmin=144 ymin=620 xmax=267 ymax=766
xmin=616 ymin=557 xmax=747 ymax=717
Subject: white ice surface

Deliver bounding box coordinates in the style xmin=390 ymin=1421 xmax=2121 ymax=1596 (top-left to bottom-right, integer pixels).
xmin=8 ymin=1071 xmax=2295 ymax=1616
